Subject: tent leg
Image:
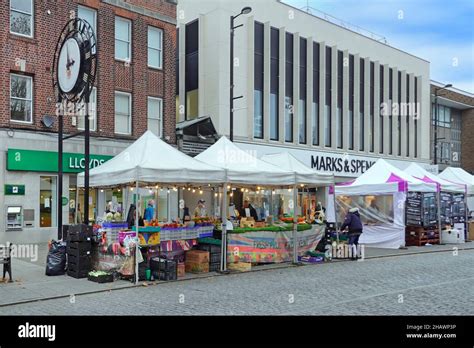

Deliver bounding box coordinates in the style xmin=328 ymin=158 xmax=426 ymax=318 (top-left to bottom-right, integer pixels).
xmin=293 ymin=185 xmax=298 ymax=264
xmin=333 ymin=188 xmax=339 ymax=243
xmin=437 ymin=191 xmax=442 ymax=244
xmin=221 ymin=183 xmax=228 ymax=272
xmin=135 ymin=180 xmax=139 ymax=285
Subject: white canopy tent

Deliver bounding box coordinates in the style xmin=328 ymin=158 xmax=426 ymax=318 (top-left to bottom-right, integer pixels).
xmin=438 ymin=167 xmax=473 ymax=195
xmin=334 ymin=159 xmax=437 ymax=249
xmin=405 ymin=163 xmax=465 ymax=193
xmin=77 ymin=130 xmax=226 ymax=187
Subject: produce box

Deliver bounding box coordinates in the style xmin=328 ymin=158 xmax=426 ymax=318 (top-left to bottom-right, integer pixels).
xmin=185 ymin=261 xmax=209 ymax=273
xmin=240 ymin=217 xmax=255 ymax=228
xmin=87 ymin=271 xmax=114 ymax=283
xmin=469 ymin=222 xmax=474 ymax=241
xmin=253 ymin=221 xmax=267 ymax=228
xmin=227 ymin=262 xmax=251 ymax=272
xmin=118 ymin=231 xmax=137 ymax=244
xmin=177 ymin=262 xmax=185 ymax=278
xmin=185 ymin=250 xmax=209 ymax=263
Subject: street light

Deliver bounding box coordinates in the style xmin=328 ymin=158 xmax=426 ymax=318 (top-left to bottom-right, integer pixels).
xmin=230 ymin=6 xmax=252 ymax=142
xmin=433 ymin=83 xmax=452 ymax=165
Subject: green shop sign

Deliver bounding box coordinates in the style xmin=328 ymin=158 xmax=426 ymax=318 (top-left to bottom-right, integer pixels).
xmin=7 ymin=149 xmax=113 ymax=173
xmin=5 ymin=184 xmax=25 ymax=195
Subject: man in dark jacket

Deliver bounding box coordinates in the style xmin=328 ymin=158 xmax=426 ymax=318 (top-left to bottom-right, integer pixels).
xmin=340 ymin=207 xmax=363 ymax=260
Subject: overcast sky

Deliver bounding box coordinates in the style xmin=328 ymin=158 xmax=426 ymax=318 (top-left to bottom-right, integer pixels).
xmin=284 ymin=0 xmax=474 ymax=93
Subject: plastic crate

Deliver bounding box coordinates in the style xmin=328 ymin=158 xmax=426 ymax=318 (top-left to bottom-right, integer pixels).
xmin=196 ymin=243 xmax=221 ymax=254
xmin=209 ymin=262 xmax=220 ymax=272
xmin=210 ymin=253 xmax=221 ymax=264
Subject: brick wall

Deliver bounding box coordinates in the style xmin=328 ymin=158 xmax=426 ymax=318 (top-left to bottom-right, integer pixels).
xmin=0 ymin=0 xmax=176 ymax=143
xmin=461 ymin=108 xmax=474 ymax=174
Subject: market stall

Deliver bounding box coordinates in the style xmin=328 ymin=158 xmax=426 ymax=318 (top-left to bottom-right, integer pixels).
xmin=195 ymin=137 xmax=333 ymax=269
xmin=334 ymin=159 xmax=437 ymax=249
xmin=77 ymin=131 xmax=227 ymax=283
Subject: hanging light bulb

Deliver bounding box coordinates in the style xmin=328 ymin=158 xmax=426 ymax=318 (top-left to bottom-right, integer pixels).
xmin=208 ymin=184 xmax=211 ymax=187
xmin=149 ymin=189 xmax=153 ymax=194
xmin=227 ymin=185 xmax=231 ymax=189
xmin=199 ymin=190 xmax=203 ymax=195
xmin=257 ymin=186 xmax=261 ymax=190
xmin=300 ymin=184 xmax=304 ymax=187
xmin=288 ymin=188 xmax=292 ymax=192
xmin=173 ymin=187 xmax=177 ymax=191
xmin=215 ymin=193 xmax=218 ymax=197
xmin=192 ymin=189 xmax=196 ymax=193
xmin=241 ymin=188 xmax=244 ymax=192
xmin=272 ymin=190 xmax=276 ymax=195
xmin=100 ymin=189 xmax=104 ymax=193
xmin=130 ymin=187 xmax=134 ymax=191
xmin=167 ymin=189 xmax=170 ymax=193
xmin=118 ymin=189 xmax=121 ymax=192
xmin=160 ymin=188 xmax=163 ymax=192
xmin=188 ymin=187 xmax=191 ymax=191
xmin=245 ymin=189 xmax=248 ymax=192
xmin=155 ymin=185 xmax=159 ymax=189
xmin=230 ymin=192 xmax=233 ymax=197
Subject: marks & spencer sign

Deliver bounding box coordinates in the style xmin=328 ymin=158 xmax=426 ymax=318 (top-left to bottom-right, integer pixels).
xmin=310 ymin=155 xmax=376 ymax=175
xmin=7 ymin=149 xmax=113 ymax=173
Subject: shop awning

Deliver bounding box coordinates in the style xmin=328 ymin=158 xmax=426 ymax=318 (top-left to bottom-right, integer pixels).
xmin=77 ymin=130 xmax=226 ymax=187
xmin=260 ymin=152 xmax=334 ymax=186
xmin=405 ymin=163 xmax=465 ymax=193
xmin=438 ymin=167 xmax=474 ymax=195
xmin=195 ymin=136 xmax=296 ymax=185
xmin=335 ymin=159 xmax=437 ymax=195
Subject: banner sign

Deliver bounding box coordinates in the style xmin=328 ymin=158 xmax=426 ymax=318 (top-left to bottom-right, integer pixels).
xmin=227 ymin=225 xmax=325 ymax=264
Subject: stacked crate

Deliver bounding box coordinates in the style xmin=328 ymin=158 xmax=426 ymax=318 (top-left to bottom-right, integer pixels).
xmin=66 ymin=224 xmax=93 ymax=278
xmin=405 ymin=226 xmax=440 ymax=246
xmin=150 ymin=257 xmax=178 ymax=281
xmin=185 ymin=250 xmax=210 ymax=273
xmin=196 ymin=243 xmax=221 ymax=272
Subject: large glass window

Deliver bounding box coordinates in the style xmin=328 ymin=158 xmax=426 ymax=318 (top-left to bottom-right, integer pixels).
xmin=406 ymin=74 xmax=410 ymax=156
xmin=337 ymin=51 xmax=343 ymax=148
xmin=114 ymin=92 xmax=132 ymax=135
xmin=348 ymin=55 xmax=354 ymax=150
xmin=398 ymin=71 xmax=402 ymax=155
xmin=379 ymin=65 xmax=384 ymax=153
xmin=148 ymin=97 xmax=163 ymax=137
xmin=78 ymin=6 xmax=97 ymax=54
xmin=10 ymin=0 xmax=33 ymax=37
xmin=270 ymin=27 xmax=279 ymax=140
xmin=115 ymin=17 xmax=131 ymax=61
xmin=370 ymin=62 xmax=374 ymax=152
xmin=325 ymin=47 xmax=332 ymax=147
xmin=148 ymin=26 xmax=163 ymax=69
xmin=185 ymin=20 xmax=199 ymax=119
xmin=10 ymin=74 xmax=33 ymax=123
xmin=254 ymin=22 xmax=264 ymax=139
xmin=414 ymin=77 xmax=418 ymax=157
xmin=359 ymin=58 xmax=365 ymax=151
xmin=285 ymin=32 xmax=294 ymax=142
xmin=78 ymin=87 xmax=97 ymax=131
xmin=299 ymin=38 xmax=307 ymax=144
xmin=40 ymin=176 xmax=57 ymax=228
xmin=389 ymin=68 xmax=393 ymax=154
xmin=312 ymin=42 xmax=320 ymax=145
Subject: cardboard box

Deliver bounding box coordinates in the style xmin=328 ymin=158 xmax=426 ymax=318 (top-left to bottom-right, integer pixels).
xmin=177 ymin=262 xmax=185 ymax=278
xmin=185 ymin=250 xmax=209 ymax=263
xmin=185 ymin=261 xmax=209 ymax=273
xmin=468 ymin=222 xmax=474 ymax=241
xmin=240 ymin=217 xmax=255 ymax=228
xmin=228 ymin=262 xmax=252 ymax=272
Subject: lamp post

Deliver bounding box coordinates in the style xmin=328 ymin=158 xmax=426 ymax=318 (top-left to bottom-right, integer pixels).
xmin=230 ymin=6 xmax=252 ymax=142
xmin=433 ymin=83 xmax=452 ymax=165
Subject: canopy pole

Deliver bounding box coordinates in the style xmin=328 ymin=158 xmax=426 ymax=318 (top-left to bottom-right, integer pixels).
xmin=437 ymin=191 xmax=442 ymax=244
xmin=293 ymin=184 xmax=298 ymax=264
xmin=333 ymin=184 xmax=339 ymax=243
xmin=135 ymin=179 xmax=139 ymax=285
xmin=464 ymin=191 xmax=468 ymax=242
xmin=221 ymin=183 xmax=228 ymax=272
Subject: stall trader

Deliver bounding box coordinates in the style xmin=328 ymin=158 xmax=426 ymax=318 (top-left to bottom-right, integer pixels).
xmin=194 ymin=199 xmax=207 ymax=217
xmin=240 ymin=200 xmax=259 ymax=221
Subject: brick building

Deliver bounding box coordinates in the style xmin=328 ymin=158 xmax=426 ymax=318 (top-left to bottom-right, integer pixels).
xmin=430 ymin=81 xmax=474 ymax=173
xmin=0 ymin=0 xmax=177 ymax=243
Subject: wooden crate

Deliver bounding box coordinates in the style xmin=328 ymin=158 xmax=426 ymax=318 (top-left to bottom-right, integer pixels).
xmin=228 ymin=262 xmax=252 ymax=272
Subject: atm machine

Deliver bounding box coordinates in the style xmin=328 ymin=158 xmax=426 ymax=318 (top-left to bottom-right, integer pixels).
xmin=6 ymin=206 xmax=23 ymax=230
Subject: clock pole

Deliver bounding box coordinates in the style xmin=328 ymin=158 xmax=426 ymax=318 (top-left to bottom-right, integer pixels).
xmin=58 ymin=98 xmax=63 ymax=239
xmin=84 ymin=93 xmax=90 ymax=224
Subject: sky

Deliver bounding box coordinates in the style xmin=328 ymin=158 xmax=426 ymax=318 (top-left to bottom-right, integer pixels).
xmin=285 ymin=0 xmax=474 ymax=93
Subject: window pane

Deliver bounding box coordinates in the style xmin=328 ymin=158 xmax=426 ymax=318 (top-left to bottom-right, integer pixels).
xmin=312 ymin=102 xmax=319 ymax=145
xmin=254 ymin=90 xmax=263 ymax=138
xmin=115 ymin=19 xmax=129 ymax=42
xmin=11 ymin=0 xmax=32 ymax=13
xmin=148 ymin=27 xmax=162 ymax=49
xmin=348 ymin=110 xmax=353 ymax=149
xmin=148 ymin=118 xmax=160 ymax=136
xmin=359 ymin=112 xmax=364 ymax=150
xmin=270 ymin=93 xmax=278 ymax=140
xmin=148 ymin=48 xmax=160 ymax=67
xmin=115 ymin=94 xmax=129 ymax=113
xmin=78 ymin=88 xmax=97 ymax=131
xmin=115 ymin=114 xmax=129 ymax=134
xmin=299 ymin=99 xmax=306 ymax=144
xmin=148 ymin=98 xmax=161 ymax=119
xmin=78 ymin=7 xmax=95 ymax=30
xmin=325 ymin=105 xmax=331 ymax=147
xmin=10 ymin=100 xmax=32 ymax=122
xmin=40 ymin=176 xmax=57 ymax=228
xmin=115 ymin=40 xmax=129 ymax=60
xmin=10 ymin=10 xmax=32 ymax=36
xmin=11 ymin=75 xmax=31 ymax=98
xmin=285 ymin=96 xmax=293 ymax=142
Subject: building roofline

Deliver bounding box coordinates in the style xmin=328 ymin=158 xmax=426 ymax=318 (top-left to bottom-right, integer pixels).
xmin=431 ymin=80 xmax=474 ymax=98
xmin=278 ymin=0 xmax=430 ymax=64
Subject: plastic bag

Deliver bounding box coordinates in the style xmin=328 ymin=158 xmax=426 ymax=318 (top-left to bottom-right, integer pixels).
xmin=45 ymin=240 xmax=67 ymax=276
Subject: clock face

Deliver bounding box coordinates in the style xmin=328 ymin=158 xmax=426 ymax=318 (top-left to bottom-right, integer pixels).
xmin=57 ymin=38 xmax=82 ymax=94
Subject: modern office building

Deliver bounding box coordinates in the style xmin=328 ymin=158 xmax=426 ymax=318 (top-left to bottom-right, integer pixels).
xmin=0 ymin=0 xmax=177 ymax=243
xmin=177 ymin=0 xmax=434 ymax=186
xmin=430 ymin=81 xmax=474 ymax=173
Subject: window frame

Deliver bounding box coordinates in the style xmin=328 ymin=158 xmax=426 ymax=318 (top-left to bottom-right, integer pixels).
xmin=10 ymin=73 xmax=33 ymax=124
xmin=147 ymin=96 xmax=163 ymax=137
xmin=115 ymin=16 xmax=132 ymax=62
xmin=10 ymin=0 xmax=34 ymax=38
xmin=114 ymin=91 xmax=132 ymax=135
xmin=148 ymin=26 xmax=163 ymax=69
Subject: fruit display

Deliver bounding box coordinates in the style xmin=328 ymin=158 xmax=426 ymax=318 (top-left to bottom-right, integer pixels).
xmin=105 ymin=212 xmax=122 ymax=222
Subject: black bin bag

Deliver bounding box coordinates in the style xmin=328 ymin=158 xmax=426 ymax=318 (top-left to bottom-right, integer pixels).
xmin=45 ymin=240 xmax=67 ymax=276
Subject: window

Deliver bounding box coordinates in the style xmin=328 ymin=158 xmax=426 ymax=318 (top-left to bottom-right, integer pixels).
xmin=348 ymin=55 xmax=354 ymax=150
xmin=10 ymin=0 xmax=33 ymax=37
xmin=148 ymin=97 xmax=163 ymax=137
xmin=285 ymin=32 xmax=294 ymax=142
xmin=254 ymin=22 xmax=264 ymax=139
xmin=270 ymin=27 xmax=279 ymax=141
xmin=406 ymin=74 xmax=410 ymax=156
xmin=379 ymin=65 xmax=384 ymax=153
xmin=369 ymin=62 xmax=374 ymax=152
xmin=148 ymin=27 xmax=163 ymax=69
xmin=389 ymin=68 xmax=393 ymax=154
xmin=185 ymin=20 xmax=199 ymax=119
xmin=78 ymin=6 xmax=97 ymax=54
xmin=78 ymin=87 xmax=97 ymax=131
xmin=337 ymin=51 xmax=343 ymax=149
xmin=325 ymin=47 xmax=332 ymax=147
xmin=359 ymin=59 xmax=365 ymax=151
xmin=312 ymin=42 xmax=320 ymax=146
xmin=10 ymin=74 xmax=33 ymax=123
xmin=40 ymin=176 xmax=57 ymax=228
xmin=397 ymin=71 xmax=401 ymax=155
xmin=414 ymin=77 xmax=418 ymax=157
xmin=114 ymin=92 xmax=132 ymax=135
xmin=299 ymin=38 xmax=307 ymax=144
xmin=115 ymin=17 xmax=131 ymax=61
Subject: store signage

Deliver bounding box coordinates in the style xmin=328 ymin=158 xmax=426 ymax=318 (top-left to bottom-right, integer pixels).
xmin=310 ymin=155 xmax=375 ymax=175
xmin=5 ymin=184 xmax=25 ymax=195
xmin=7 ymin=149 xmax=113 ymax=173
xmin=62 ymin=197 xmax=69 ymax=206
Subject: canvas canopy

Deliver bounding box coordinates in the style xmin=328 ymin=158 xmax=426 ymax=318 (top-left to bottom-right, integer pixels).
xmin=335 ymin=159 xmax=437 ymax=195
xmin=260 ymin=152 xmax=334 ymax=186
xmin=77 ymin=130 xmax=226 ymax=187
xmin=438 ymin=167 xmax=474 ymax=195
xmin=405 ymin=163 xmax=465 ymax=193
xmin=195 ymin=136 xmax=296 ymax=185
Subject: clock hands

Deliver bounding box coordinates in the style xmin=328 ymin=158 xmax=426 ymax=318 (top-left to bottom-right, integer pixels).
xmin=65 ymin=41 xmax=76 ymax=76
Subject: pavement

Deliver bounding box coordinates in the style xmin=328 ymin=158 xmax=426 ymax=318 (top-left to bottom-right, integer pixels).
xmin=1 ymin=248 xmax=473 ymax=315
xmin=1 ymin=241 xmax=473 ymax=311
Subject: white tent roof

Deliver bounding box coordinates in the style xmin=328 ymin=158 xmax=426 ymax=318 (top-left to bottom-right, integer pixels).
xmin=438 ymin=167 xmax=473 ymax=195
xmin=195 ymin=136 xmax=296 ymax=185
xmin=260 ymin=152 xmax=334 ymax=185
xmin=405 ymin=163 xmax=465 ymax=193
xmin=335 ymin=159 xmax=437 ymax=195
xmin=77 ymin=131 xmax=226 ymax=187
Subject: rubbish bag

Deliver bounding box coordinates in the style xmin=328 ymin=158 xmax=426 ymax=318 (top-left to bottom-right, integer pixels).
xmin=45 ymin=240 xmax=67 ymax=276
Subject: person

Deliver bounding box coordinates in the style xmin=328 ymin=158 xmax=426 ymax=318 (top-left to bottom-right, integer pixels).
xmin=144 ymin=200 xmax=155 ymax=221
xmin=340 ymin=207 xmax=363 ymax=260
xmin=126 ymin=203 xmax=136 ymax=229
xmin=240 ymin=200 xmax=258 ymax=221
xmin=315 ymin=201 xmax=326 ymax=222
xmin=194 ymin=199 xmax=207 ymax=217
